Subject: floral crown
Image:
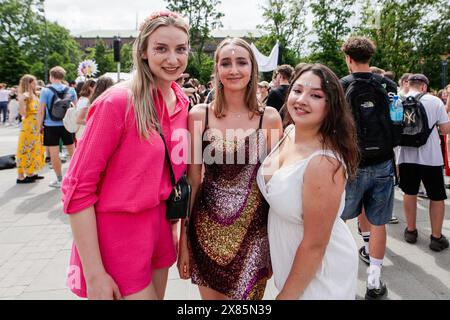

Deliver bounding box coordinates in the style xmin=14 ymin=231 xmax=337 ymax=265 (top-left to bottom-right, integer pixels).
xmin=139 ymin=10 xmax=187 ymax=32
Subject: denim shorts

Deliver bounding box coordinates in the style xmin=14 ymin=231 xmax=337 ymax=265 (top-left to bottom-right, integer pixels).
xmin=341 ymin=159 xmax=394 ymax=226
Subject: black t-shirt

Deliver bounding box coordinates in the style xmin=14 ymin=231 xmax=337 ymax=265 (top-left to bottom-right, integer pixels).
xmin=266 ymin=84 xmax=290 ymax=112
xmin=340 ymin=72 xmax=398 ymax=167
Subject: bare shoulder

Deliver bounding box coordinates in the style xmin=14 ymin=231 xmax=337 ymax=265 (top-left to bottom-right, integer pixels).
xmin=305 ymin=155 xmax=345 ymax=184
xmin=262 ymin=106 xmax=282 ymax=129
xmin=189 ymin=103 xmax=208 ymax=122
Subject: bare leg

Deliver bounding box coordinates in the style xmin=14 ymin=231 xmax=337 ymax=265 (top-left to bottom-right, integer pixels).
xmin=403 ymin=194 xmax=418 ymax=231
xmin=358 ymin=209 xmax=370 ymax=233
xmin=429 ymin=200 xmax=445 ymax=238
xmin=369 ymin=224 xmax=386 ymax=260
xmin=152 ymin=268 xmax=169 ymax=300
xmin=65 ymin=144 xmax=75 ymax=158
xmin=199 ymin=286 xmax=231 ymax=300
xmin=49 ymin=146 xmax=62 ymax=177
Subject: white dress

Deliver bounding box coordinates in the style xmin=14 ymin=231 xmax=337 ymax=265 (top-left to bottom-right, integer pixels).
xmin=256 ymin=126 xmax=358 ymax=300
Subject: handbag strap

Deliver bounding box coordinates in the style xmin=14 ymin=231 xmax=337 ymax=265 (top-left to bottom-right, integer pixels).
xmin=158 ymin=129 xmax=176 ymax=187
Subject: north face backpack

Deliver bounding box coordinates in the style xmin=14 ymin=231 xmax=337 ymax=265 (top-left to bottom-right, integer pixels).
xmin=399 ymin=93 xmax=435 ymax=147
xmin=345 ymin=74 xmax=395 ymax=161
xmin=47 ymin=87 xmax=72 ymax=121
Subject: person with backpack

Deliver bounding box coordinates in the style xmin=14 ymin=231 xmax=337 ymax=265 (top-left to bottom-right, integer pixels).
xmin=37 ymin=66 xmax=77 ymax=188
xmin=397 ymin=74 xmax=450 ymax=252
xmin=340 ymin=37 xmax=397 ymax=300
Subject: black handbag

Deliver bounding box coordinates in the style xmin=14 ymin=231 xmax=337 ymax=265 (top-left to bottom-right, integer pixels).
xmin=158 ymin=130 xmax=192 ymax=221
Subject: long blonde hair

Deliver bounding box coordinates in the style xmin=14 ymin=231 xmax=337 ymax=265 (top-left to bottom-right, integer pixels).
xmin=212 ymin=38 xmax=261 ymax=119
xmin=18 ymin=74 xmax=37 ymax=101
xmin=131 ymin=13 xmax=189 ymax=139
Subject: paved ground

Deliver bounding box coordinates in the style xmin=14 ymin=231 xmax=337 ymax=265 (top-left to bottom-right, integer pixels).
xmin=0 ymin=124 xmax=449 ymax=300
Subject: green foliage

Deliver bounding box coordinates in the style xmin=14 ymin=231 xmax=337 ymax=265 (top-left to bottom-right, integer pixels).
xmin=258 ymin=0 xmax=308 ymax=57
xmin=0 ymin=39 xmax=30 ymax=85
xmin=0 ymin=0 xmax=82 ymax=85
xmin=120 ymin=43 xmax=134 ymax=73
xmin=308 ymin=0 xmax=354 ymax=78
xmin=354 ymin=0 xmax=448 ymax=88
xmin=185 ymin=52 xmax=214 ymax=84
xmin=165 ymin=0 xmax=224 ymax=54
xmin=94 ymin=40 xmax=116 ymax=74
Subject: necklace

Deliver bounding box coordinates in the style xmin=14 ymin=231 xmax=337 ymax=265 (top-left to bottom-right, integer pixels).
xmin=227 ymin=109 xmax=246 ymax=118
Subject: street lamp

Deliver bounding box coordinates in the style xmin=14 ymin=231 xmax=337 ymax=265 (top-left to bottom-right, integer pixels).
xmin=36 ymin=0 xmax=49 ymax=84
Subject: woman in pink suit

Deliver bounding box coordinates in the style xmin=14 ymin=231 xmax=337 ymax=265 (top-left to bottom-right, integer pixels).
xmin=62 ymin=11 xmax=190 ymax=300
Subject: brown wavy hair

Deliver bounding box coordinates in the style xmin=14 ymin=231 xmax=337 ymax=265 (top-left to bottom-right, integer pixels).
xmin=212 ymin=38 xmax=262 ymax=118
xmin=284 ymin=63 xmax=359 ymax=178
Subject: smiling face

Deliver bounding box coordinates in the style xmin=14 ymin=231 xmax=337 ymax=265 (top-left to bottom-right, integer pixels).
xmin=142 ymin=25 xmax=189 ymax=85
xmin=287 ymin=71 xmax=327 ymax=129
xmin=216 ymin=44 xmax=252 ymax=92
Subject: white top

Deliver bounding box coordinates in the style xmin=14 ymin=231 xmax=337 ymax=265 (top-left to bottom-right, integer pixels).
xmin=396 ymin=91 xmax=450 ymax=166
xmin=0 ymin=89 xmax=11 ymax=102
xmin=256 ymin=126 xmax=358 ymax=300
xmin=75 ymin=97 xmax=90 ymax=111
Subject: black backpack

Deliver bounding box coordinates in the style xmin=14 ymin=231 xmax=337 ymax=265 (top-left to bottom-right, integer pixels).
xmin=345 ymin=74 xmax=395 ymax=161
xmin=399 ymin=93 xmax=435 ymax=147
xmin=47 ymin=86 xmax=72 ymax=121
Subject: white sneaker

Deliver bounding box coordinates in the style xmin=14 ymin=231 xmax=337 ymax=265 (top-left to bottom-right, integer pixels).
xmin=49 ymin=180 xmax=61 ymax=188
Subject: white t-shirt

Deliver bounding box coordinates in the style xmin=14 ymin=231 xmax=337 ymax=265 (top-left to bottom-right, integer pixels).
xmin=0 ymin=89 xmax=11 ymax=102
xmin=397 ymin=90 xmax=450 ymax=166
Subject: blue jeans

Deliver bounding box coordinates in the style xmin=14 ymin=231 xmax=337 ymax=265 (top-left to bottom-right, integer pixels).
xmin=0 ymin=101 xmax=7 ymax=123
xmin=341 ymin=159 xmax=394 ymax=226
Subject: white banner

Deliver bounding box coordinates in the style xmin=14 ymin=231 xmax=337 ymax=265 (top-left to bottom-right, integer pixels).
xmin=250 ymin=41 xmax=279 ymax=72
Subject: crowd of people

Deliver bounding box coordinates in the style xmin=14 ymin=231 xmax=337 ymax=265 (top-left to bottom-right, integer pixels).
xmin=0 ymin=71 xmax=114 ymax=187
xmin=1 ymin=10 xmax=449 ymax=301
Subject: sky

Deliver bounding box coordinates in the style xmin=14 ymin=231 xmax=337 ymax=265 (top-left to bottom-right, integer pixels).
xmin=44 ymin=0 xmax=266 ymax=34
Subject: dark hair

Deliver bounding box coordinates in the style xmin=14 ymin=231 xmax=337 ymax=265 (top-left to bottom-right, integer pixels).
xmin=341 ymin=37 xmax=376 ymax=64
xmin=276 ymin=64 xmax=295 ymax=81
xmin=90 ymin=76 xmax=114 ymax=103
xmin=75 ymin=81 xmax=85 ymax=96
xmin=284 ymin=63 xmax=359 ymax=178
xmin=79 ymin=79 xmax=96 ymax=98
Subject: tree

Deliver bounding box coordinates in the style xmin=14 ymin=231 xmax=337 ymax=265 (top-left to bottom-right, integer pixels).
xmin=120 ymin=43 xmax=134 ymax=73
xmin=258 ymin=0 xmax=307 ymax=58
xmin=94 ymin=40 xmax=115 ymax=75
xmin=165 ymin=0 xmax=224 ymax=54
xmin=354 ymin=0 xmax=446 ymax=87
xmin=308 ymin=0 xmax=354 ymax=77
xmin=0 ymin=39 xmax=30 ymax=85
xmin=185 ymin=52 xmax=214 ymax=84
xmin=29 ymin=21 xmax=81 ymax=81
xmin=0 ymin=0 xmax=83 ymax=84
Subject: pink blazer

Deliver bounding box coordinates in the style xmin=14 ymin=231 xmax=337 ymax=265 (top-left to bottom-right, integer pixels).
xmin=62 ymin=82 xmax=189 ymax=214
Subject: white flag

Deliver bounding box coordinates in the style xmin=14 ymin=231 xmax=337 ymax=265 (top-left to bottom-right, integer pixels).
xmin=250 ymin=41 xmax=279 ymax=72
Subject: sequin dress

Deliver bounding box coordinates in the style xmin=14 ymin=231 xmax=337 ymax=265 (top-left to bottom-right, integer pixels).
xmin=188 ymin=106 xmax=271 ymax=300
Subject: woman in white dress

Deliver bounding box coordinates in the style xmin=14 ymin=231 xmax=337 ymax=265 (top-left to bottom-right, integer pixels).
xmin=257 ymin=63 xmax=360 ymax=300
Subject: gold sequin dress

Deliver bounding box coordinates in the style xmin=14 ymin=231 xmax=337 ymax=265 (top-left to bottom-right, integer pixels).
xmin=188 ymin=107 xmax=271 ymax=300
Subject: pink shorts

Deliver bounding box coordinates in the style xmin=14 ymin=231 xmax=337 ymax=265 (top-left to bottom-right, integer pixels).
xmin=66 ymin=202 xmax=176 ymax=298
